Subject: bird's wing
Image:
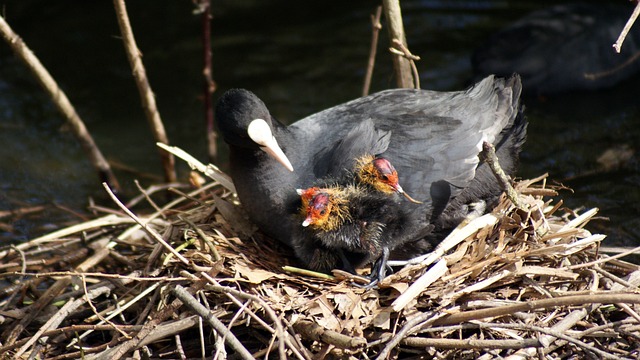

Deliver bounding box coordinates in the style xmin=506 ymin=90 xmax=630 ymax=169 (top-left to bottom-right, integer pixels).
xmin=290 ymin=75 xmax=522 ymax=202
xmin=322 ymin=118 xmax=391 ymax=178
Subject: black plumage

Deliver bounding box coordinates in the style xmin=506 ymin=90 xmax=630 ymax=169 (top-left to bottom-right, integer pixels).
xmin=215 ymin=74 xmax=526 ymax=275
xmin=297 ymin=183 xmax=422 ymax=288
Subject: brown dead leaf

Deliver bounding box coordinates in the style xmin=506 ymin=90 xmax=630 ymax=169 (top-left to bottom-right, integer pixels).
xmin=330 ymin=291 xmax=360 ymax=320
xmin=235 ymin=263 xmax=277 ymax=283
xmin=314 ymin=295 xmax=341 ymax=331
xmin=372 ymin=309 xmax=391 ymax=329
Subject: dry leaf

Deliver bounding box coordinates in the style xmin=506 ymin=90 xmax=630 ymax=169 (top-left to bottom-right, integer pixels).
xmin=235 ymin=263 xmax=276 ymax=283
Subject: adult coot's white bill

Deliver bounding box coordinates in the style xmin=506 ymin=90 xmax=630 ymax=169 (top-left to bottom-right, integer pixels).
xmin=215 ymin=74 xmax=527 ymax=271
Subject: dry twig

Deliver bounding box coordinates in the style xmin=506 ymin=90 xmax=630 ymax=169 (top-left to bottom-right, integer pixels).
xmin=613 ymin=0 xmax=640 ymax=53
xmin=2 ymin=151 xmax=637 ymax=358
xmin=363 ymin=5 xmax=383 ymax=96
xmin=0 ymin=14 xmax=119 ymax=190
xmin=382 ymin=0 xmax=414 ymax=88
xmin=112 ymin=0 xmax=176 ymax=183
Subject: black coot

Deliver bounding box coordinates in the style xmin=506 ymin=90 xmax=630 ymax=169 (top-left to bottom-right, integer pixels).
xmin=472 ymin=3 xmax=640 ymax=94
xmin=215 ymin=74 xmax=526 ymax=269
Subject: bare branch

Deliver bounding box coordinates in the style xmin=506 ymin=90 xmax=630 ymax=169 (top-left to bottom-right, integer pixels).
xmin=363 ymin=6 xmax=382 ymax=96
xmin=613 ymin=1 xmax=640 ymax=53
xmin=0 ymin=14 xmax=120 ymax=191
xmin=112 ymin=0 xmax=176 ymax=183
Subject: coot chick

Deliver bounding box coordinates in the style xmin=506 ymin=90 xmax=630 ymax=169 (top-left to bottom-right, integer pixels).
xmin=292 ymin=155 xmax=425 ymax=278
xmin=298 ymin=185 xmax=421 ymax=287
xmin=472 ymin=3 xmax=640 ymax=94
xmin=354 ymin=154 xmax=422 ymax=204
xmin=215 ymin=75 xmax=526 ymax=269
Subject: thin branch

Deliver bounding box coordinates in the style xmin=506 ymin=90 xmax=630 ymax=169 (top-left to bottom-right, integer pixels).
xmin=282 ymin=265 xmax=336 ymax=280
xmin=14 ymin=285 xmax=113 ymax=358
xmin=401 ymin=336 xmax=540 ymax=350
xmin=566 ymin=243 xmax=640 ymax=270
xmin=179 ymin=215 xmax=221 ymax=261
xmin=363 ymin=5 xmax=382 ymax=96
xmin=96 ymin=278 xmax=210 ymax=358
xmin=375 ymin=311 xmax=445 ymax=359
xmin=390 ymin=38 xmax=420 ymax=89
xmin=613 ymin=0 xmax=640 ymax=53
xmin=584 ymin=51 xmax=640 ymax=80
xmin=201 ymin=273 xmax=289 ymax=360
xmin=112 ymin=0 xmax=176 ymax=183
xmin=197 ymin=0 xmax=218 ymax=162
xmin=157 ymin=142 xmax=236 ymax=193
xmin=293 ymin=320 xmax=366 ymax=350
xmin=482 ymin=141 xmax=526 ymax=210
xmin=487 ymin=321 xmax=618 ymax=360
xmin=0 ymin=14 xmax=120 ymax=191
xmin=432 ymin=293 xmax=640 ymax=327
xmin=101 ymin=182 xmax=189 ymax=265
xmin=171 ymin=285 xmax=254 ymax=360
xmin=0 ymin=324 xmax=141 ymax=355
xmin=378 ymin=293 xmax=640 ymax=359
xmin=133 ymin=179 xmax=165 ymax=218
xmin=3 ymin=238 xmax=112 ymax=346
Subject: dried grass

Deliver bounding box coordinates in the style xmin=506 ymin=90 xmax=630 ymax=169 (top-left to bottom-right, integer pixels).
xmin=1 ymin=150 xmax=639 ymax=359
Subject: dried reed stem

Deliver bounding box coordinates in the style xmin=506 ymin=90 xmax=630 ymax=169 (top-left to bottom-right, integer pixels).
xmin=112 ymin=0 xmax=176 ymax=183
xmin=363 ymin=6 xmax=382 ymax=96
xmin=0 ymin=14 xmax=120 ymax=191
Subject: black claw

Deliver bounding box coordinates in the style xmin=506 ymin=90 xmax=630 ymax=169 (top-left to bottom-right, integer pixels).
xmin=359 ymin=278 xmax=380 ymax=289
xmin=357 ymin=247 xmax=391 ymax=289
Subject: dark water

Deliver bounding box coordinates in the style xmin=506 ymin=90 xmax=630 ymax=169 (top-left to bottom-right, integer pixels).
xmin=1 ymin=0 xmax=638 ymax=247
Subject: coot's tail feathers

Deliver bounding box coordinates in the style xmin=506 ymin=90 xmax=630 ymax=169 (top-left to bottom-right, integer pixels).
xmin=494 ymin=73 xmax=523 ymax=133
xmin=494 ymin=74 xmax=527 ymax=176
xmin=422 ymin=74 xmax=527 ymax=248
xmin=504 ymin=73 xmax=523 ymax=111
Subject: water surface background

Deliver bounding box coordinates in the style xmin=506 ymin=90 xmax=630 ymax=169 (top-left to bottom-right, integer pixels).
xmin=1 ymin=0 xmax=638 ymax=249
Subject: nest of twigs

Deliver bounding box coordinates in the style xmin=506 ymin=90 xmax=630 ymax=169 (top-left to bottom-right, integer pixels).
xmin=1 ymin=149 xmax=640 ymax=360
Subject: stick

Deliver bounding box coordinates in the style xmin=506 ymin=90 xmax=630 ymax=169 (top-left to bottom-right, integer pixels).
xmin=378 ymin=293 xmax=640 ymax=359
xmin=96 ymin=277 xmax=211 ymax=359
xmin=196 ymin=0 xmax=218 ymax=162
xmin=382 ymin=0 xmax=414 ymax=88
xmin=363 ymin=6 xmax=382 ymax=96
xmin=3 ymin=238 xmax=112 ymax=346
xmin=432 ymin=293 xmax=640 ymax=327
xmin=481 ymin=321 xmax=616 ymax=359
xmin=504 ymin=309 xmax=592 ymax=359
xmin=202 ymin=273 xmax=288 ymax=360
xmin=293 ymin=320 xmax=366 ymax=349
xmin=112 ymin=0 xmax=176 ymax=183
xmin=101 ymin=182 xmax=189 ymax=265
xmin=390 ymin=39 xmax=421 ymax=89
xmin=613 ymin=0 xmax=640 ymax=53
xmin=482 ymin=141 xmax=526 ymax=210
xmin=401 ymin=336 xmax=540 ymax=350
xmin=157 ymin=142 xmax=235 ymax=193
xmin=0 ymin=14 xmax=119 ymax=191
xmin=14 ymin=285 xmax=112 ymax=358
xmin=171 ymin=285 xmax=255 ymax=360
